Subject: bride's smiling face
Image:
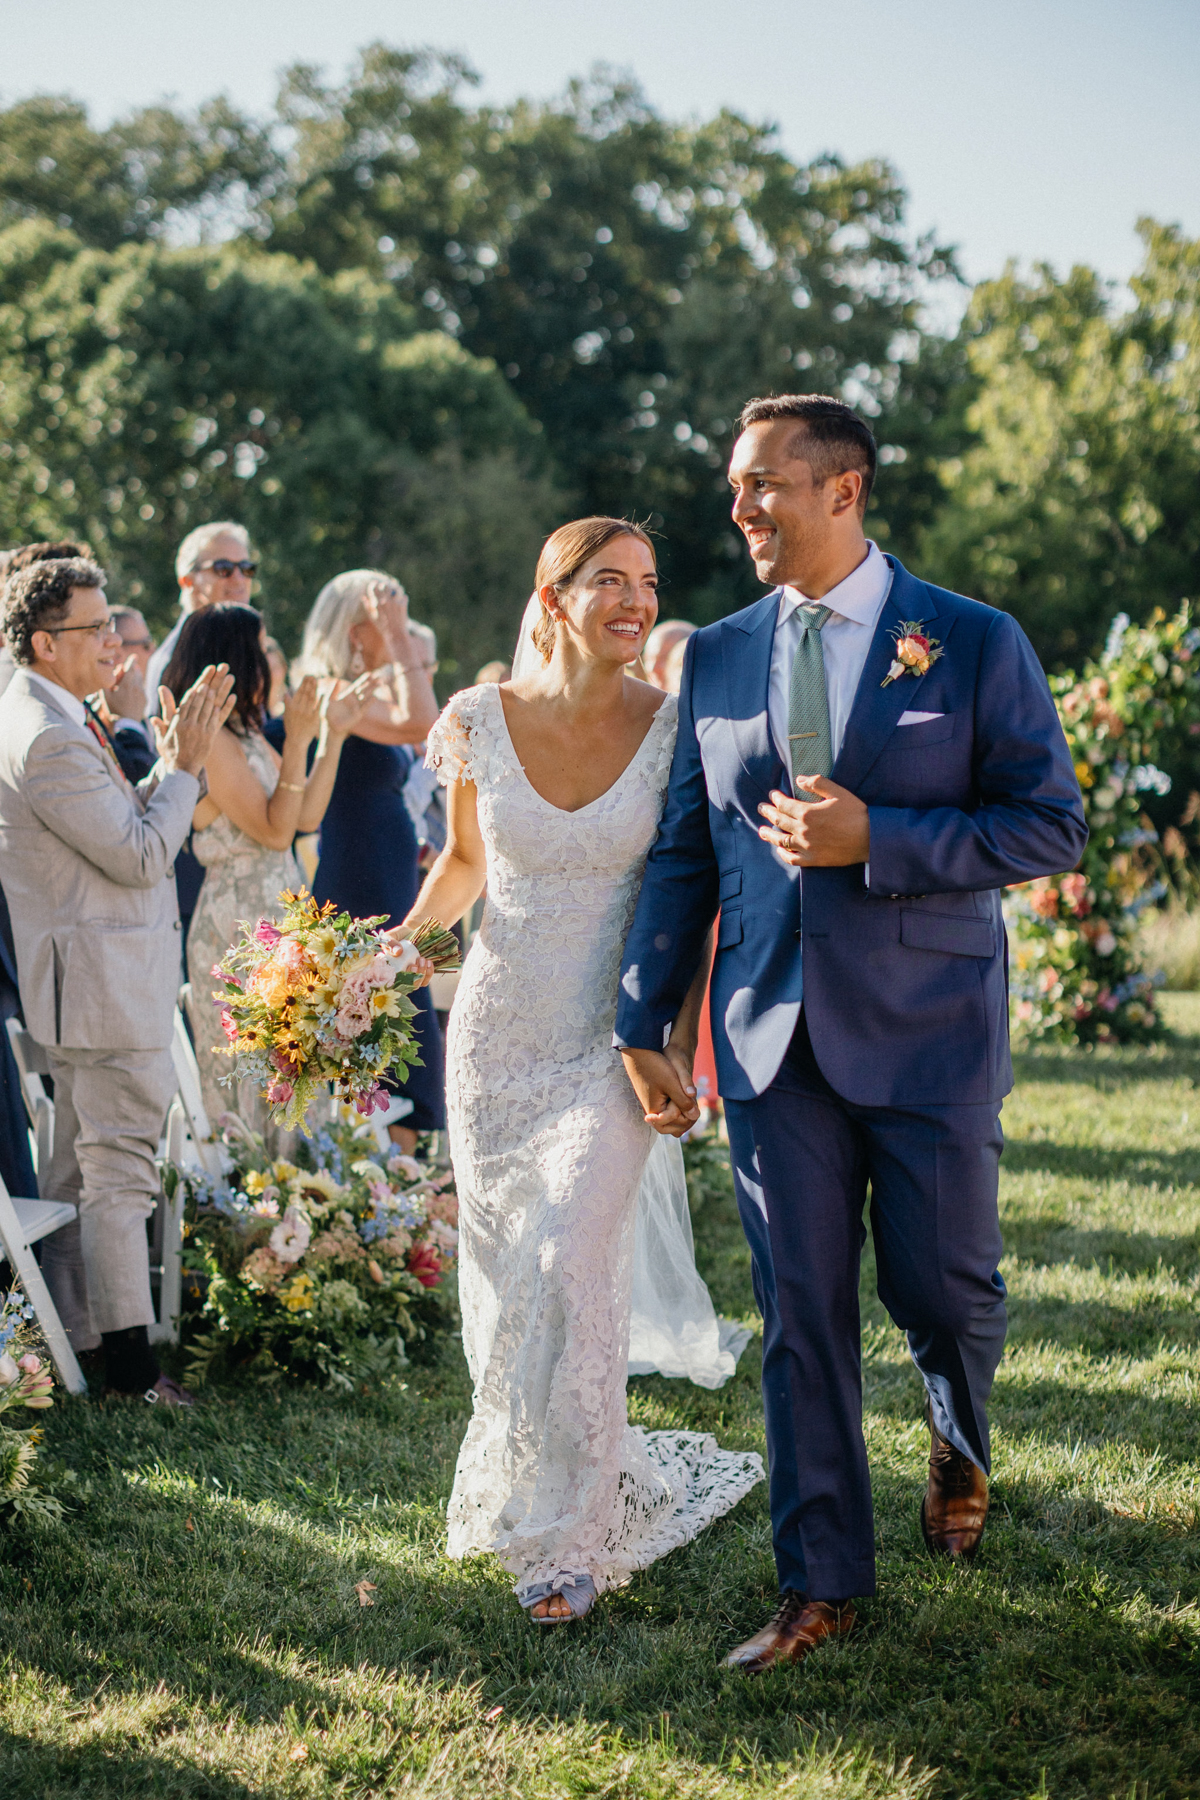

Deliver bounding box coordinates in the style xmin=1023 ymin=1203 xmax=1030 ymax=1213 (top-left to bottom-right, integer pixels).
xmin=542 ymin=535 xmax=659 ymax=668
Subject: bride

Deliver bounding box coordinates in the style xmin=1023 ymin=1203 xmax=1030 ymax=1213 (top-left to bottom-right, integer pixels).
xmin=396 ymin=517 xmax=762 ymax=1622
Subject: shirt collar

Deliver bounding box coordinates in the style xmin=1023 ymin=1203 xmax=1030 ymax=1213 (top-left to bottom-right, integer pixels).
xmin=780 ymin=541 xmax=890 ymax=628
xmin=25 ymin=670 xmax=88 ymax=729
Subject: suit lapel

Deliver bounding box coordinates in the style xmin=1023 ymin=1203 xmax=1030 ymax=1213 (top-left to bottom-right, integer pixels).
xmin=832 ymin=560 xmax=955 ymax=794
xmin=722 ymin=592 xmax=785 ymax=806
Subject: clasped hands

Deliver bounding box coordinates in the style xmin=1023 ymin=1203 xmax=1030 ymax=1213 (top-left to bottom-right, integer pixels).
xmin=757 ymin=776 xmax=869 ymax=867
xmin=620 ymin=1042 xmax=701 ymax=1140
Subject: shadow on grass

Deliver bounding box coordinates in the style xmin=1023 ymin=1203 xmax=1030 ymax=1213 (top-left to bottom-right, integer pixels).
xmin=1003 ymin=1137 xmax=1200 ymax=1190
xmin=999 ymin=1220 xmax=1200 ymax=1278
xmin=1012 ymin=1042 xmax=1200 ymax=1088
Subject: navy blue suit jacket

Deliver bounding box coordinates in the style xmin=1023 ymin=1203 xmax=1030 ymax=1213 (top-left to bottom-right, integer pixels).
xmin=615 ymin=557 xmax=1088 ymax=1107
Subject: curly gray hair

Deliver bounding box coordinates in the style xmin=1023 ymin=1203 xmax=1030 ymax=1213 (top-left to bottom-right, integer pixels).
xmin=2 ymin=557 xmax=107 ymax=665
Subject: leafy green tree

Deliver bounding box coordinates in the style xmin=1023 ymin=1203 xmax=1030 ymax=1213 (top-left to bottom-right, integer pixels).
xmin=253 ymin=49 xmax=961 ymax=615
xmin=921 ymin=221 xmax=1200 ymax=667
xmin=0 ymin=50 xmax=962 ymax=639
xmin=0 ymin=221 xmax=559 ymax=661
xmin=0 ymin=94 xmax=275 ymax=249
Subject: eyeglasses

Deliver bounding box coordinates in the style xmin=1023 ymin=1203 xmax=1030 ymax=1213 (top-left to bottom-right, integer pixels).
xmin=120 ymin=636 xmax=153 ymax=650
xmin=49 ymin=617 xmax=117 ymax=641
xmin=192 ymin=559 xmax=258 ymax=578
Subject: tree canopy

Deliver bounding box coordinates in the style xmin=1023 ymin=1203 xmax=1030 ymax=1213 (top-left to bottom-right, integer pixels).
xmin=922 ymin=221 xmax=1200 ymax=667
xmin=0 ymin=48 xmax=1196 ymax=671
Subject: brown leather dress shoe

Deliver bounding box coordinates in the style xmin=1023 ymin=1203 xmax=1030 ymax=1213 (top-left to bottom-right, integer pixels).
xmin=721 ymin=1592 xmax=855 ymax=1673
xmin=921 ymin=1406 xmax=988 ymax=1559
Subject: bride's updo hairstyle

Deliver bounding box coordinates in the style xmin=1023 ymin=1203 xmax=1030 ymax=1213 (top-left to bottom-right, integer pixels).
xmin=532 ymin=517 xmax=655 ymax=663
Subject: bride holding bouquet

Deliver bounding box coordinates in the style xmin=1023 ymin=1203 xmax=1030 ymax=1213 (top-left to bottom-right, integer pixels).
xmin=395 ymin=518 xmax=761 ymax=1623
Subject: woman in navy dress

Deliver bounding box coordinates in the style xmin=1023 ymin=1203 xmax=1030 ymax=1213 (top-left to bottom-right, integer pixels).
xmin=298 ymin=571 xmax=444 ymax=1150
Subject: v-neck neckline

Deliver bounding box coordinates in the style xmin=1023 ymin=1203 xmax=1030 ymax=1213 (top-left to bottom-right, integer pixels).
xmin=491 ymin=681 xmax=670 ymax=817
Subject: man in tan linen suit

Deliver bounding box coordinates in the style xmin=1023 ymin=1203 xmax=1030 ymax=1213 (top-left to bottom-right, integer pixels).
xmin=0 ymin=557 xmax=233 ymax=1401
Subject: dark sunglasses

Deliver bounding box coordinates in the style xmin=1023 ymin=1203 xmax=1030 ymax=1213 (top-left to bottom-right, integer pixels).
xmin=193 ymin=559 xmax=258 ymax=578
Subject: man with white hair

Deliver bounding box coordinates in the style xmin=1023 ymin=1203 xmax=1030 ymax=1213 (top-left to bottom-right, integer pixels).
xmin=145 ymin=522 xmax=256 ymax=701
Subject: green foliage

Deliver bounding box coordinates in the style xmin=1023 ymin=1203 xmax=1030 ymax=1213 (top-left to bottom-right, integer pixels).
xmin=1007 ymin=605 xmax=1200 ymax=1045
xmin=923 ymin=221 xmax=1200 ymax=667
xmin=0 ymin=218 xmax=559 ymax=655
xmin=0 ymin=53 xmax=961 ymax=637
xmin=175 ymin=1112 xmax=459 ymax=1389
xmin=253 ymin=50 xmax=962 ymax=616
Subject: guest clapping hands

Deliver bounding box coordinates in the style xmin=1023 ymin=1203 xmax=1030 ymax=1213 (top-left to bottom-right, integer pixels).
xmin=163 ymin=602 xmax=375 ymax=1136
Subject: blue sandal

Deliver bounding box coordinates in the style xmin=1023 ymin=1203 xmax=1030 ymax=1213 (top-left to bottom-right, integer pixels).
xmin=519 ymin=1573 xmax=596 ymax=1623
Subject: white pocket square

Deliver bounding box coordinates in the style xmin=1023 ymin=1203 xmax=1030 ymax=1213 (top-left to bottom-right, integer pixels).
xmin=897 ymin=710 xmax=944 ymax=725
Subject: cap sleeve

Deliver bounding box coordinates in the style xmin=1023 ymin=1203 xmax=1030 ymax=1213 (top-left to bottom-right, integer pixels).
xmin=425 ymin=699 xmax=475 ymax=788
xmin=424 ymin=684 xmax=506 ymax=790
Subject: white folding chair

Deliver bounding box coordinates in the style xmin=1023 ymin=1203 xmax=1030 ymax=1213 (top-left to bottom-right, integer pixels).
xmin=0 ymin=1175 xmax=86 ymax=1394
xmin=8 ymin=1014 xmax=190 ymax=1348
xmin=6 ymin=1017 xmax=53 ymax=1177
xmin=171 ymin=993 xmax=226 ymax=1181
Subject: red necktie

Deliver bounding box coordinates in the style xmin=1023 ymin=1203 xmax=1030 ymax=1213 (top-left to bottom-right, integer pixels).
xmin=84 ymin=709 xmax=130 ymax=787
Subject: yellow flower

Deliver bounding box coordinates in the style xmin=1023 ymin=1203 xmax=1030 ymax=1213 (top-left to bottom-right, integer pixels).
xmin=370 ymin=988 xmax=401 ymax=1018
xmin=273 ymin=1160 xmax=299 ymax=1183
xmin=279 ymin=1273 xmax=315 ymax=1313
xmin=311 ymin=926 xmax=340 ymax=964
xmin=1073 ymin=760 xmax=1094 ymax=789
xmin=244 ymin=1170 xmax=269 ymax=1194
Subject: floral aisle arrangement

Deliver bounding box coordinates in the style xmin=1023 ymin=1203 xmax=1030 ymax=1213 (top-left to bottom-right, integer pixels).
xmin=170 ymin=1113 xmax=460 ymax=1389
xmin=1006 ymin=605 xmax=1200 ymax=1046
xmin=212 ymin=890 xmax=460 ymax=1132
xmin=0 ymin=1285 xmax=68 ymax=1524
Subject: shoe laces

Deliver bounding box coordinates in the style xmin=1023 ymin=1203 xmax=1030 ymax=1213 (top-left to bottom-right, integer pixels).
xmin=771 ymin=1590 xmax=810 ymax=1629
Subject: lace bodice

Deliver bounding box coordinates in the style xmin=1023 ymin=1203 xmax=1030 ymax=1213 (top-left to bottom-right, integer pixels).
xmin=427 ymin=681 xmax=677 ymax=1151
xmin=428 ymin=683 xmax=762 ymax=1599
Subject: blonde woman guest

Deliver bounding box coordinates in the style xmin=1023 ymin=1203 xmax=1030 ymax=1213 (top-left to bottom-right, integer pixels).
xmin=296 ymin=571 xmax=442 ymax=1151
xmin=163 ymin=604 xmax=373 ymax=1131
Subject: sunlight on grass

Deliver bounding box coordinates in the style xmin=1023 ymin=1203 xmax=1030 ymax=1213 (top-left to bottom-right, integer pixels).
xmin=2 ymin=1000 xmax=1199 ymax=1796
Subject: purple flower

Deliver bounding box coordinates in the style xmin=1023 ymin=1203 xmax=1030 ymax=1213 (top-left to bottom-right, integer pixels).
xmin=355 ymin=1085 xmax=389 ymax=1117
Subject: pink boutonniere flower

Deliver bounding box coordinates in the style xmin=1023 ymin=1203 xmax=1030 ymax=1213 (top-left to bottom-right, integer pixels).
xmin=882 ymin=620 xmax=944 ymax=686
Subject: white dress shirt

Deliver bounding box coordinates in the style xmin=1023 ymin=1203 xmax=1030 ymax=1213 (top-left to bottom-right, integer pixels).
xmin=768 ymin=541 xmax=893 ymax=785
xmin=26 ymin=669 xmax=87 ymax=729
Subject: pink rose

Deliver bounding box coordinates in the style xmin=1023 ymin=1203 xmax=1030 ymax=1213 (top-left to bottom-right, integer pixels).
xmin=275 ymin=935 xmax=309 ymax=978
xmin=17 ymin=1353 xmax=40 ymax=1375
xmin=266 ymin=1078 xmax=295 ymax=1106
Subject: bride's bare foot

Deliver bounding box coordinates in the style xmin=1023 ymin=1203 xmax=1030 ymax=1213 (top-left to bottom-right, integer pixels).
xmin=529 ymin=1593 xmax=573 ymax=1621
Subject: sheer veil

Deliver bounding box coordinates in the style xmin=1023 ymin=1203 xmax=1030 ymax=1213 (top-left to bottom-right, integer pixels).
xmin=509 ymin=594 xmax=749 ymax=1390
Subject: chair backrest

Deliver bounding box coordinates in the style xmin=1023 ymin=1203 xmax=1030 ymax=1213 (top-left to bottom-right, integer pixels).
xmin=5 ymin=1017 xmax=54 ymax=1176
xmin=170 ymin=1002 xmax=224 ymax=1179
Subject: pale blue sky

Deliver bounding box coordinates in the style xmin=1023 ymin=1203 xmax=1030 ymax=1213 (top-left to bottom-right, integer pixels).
xmin=2 ymin=0 xmax=1196 ymax=295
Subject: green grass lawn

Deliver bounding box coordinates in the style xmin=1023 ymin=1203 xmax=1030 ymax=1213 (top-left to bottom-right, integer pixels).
xmin=3 ymin=1001 xmax=1199 ymax=1799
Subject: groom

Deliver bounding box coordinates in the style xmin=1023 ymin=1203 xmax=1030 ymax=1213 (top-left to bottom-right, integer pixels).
xmin=616 ymin=394 xmax=1086 ymax=1670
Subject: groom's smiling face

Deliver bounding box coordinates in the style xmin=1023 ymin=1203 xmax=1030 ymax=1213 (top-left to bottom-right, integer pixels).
xmin=728 ymin=420 xmax=863 ymax=592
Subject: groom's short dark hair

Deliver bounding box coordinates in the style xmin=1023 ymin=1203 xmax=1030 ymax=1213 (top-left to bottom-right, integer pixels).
xmin=737 ymin=394 xmax=877 ymax=510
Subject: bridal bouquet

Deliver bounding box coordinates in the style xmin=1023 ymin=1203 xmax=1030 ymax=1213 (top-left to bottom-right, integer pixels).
xmin=211 ymin=889 xmax=460 ymax=1132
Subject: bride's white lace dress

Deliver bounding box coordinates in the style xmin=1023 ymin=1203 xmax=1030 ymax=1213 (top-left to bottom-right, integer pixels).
xmin=426 ymin=681 xmax=763 ymax=1604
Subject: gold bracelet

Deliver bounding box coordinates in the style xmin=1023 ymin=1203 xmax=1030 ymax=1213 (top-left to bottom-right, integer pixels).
xmin=277 ymin=780 xmax=305 ymax=793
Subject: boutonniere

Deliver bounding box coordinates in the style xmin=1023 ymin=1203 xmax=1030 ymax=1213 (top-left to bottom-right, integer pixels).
xmin=882 ymin=621 xmax=943 ymax=687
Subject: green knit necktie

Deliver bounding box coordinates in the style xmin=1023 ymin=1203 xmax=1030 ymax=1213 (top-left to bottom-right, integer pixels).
xmin=787 ymin=603 xmax=833 ymax=784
